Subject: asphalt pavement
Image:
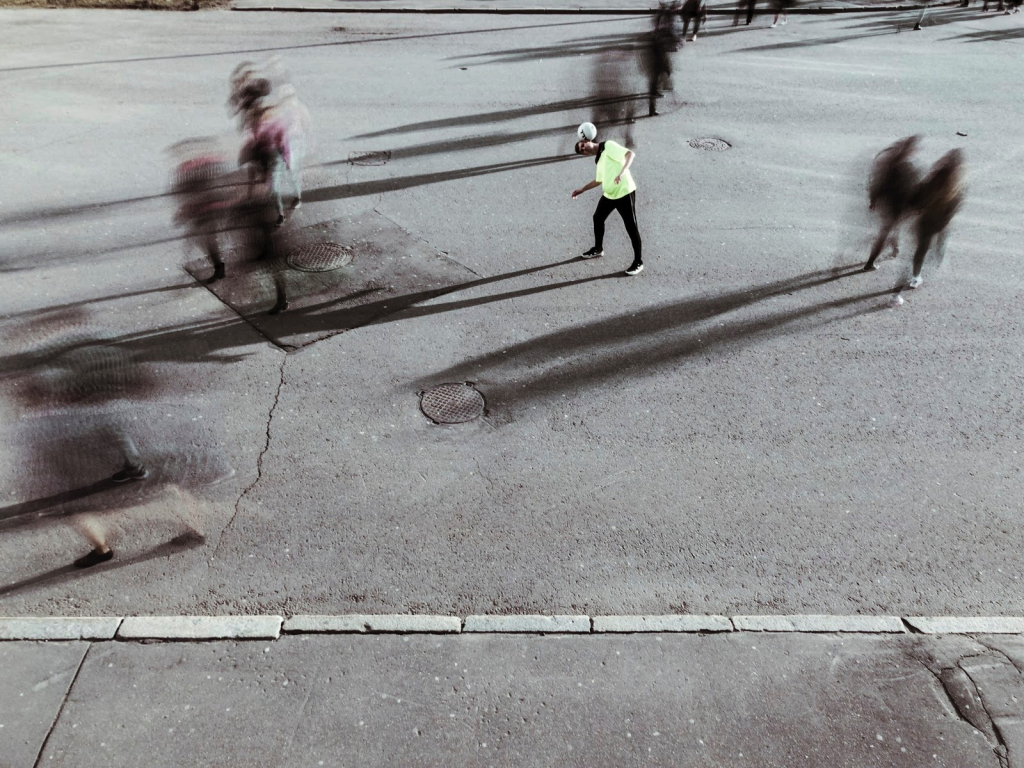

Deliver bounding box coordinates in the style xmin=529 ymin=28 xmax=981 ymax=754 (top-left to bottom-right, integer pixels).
xmin=1 ymin=6 xmax=1022 ymax=620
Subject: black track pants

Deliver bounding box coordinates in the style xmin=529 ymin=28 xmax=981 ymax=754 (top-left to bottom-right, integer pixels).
xmin=593 ymin=191 xmax=642 ymax=263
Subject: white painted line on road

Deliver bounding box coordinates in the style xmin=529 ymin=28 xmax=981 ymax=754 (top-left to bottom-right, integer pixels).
xmin=284 ymin=614 xmax=461 ymax=634
xmin=593 ymin=615 xmax=733 ymax=633
xmin=0 ymin=617 xmax=123 ymax=641
xmin=733 ymin=615 xmax=905 ymax=633
xmin=116 ymin=616 xmax=282 ymax=641
xmin=904 ymin=617 xmax=1024 ymax=634
xmin=463 ymin=615 xmax=590 ymax=633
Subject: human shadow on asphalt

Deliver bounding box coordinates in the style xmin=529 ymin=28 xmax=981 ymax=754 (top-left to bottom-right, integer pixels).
xmin=304 ymin=154 xmax=574 ymax=205
xmin=0 ymin=532 xmax=205 ymax=600
xmin=449 ymin=32 xmax=647 ymax=66
xmin=731 ymin=7 xmax=982 ymax=51
xmin=941 ymin=25 xmax=1024 ymax=41
xmin=0 ymin=17 xmax=630 ymax=75
xmin=348 ymin=94 xmax=648 ymax=140
xmin=256 ymin=258 xmax=606 ymax=337
xmin=414 ymin=267 xmax=892 ymax=408
xmin=0 ymin=283 xmax=194 ymax=323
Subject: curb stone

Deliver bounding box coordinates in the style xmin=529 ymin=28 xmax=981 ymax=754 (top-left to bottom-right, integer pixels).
xmin=0 ymin=617 xmax=123 ymax=641
xmin=593 ymin=615 xmax=733 ymax=633
xmin=732 ymin=615 xmax=905 ymax=633
xmin=2 ymin=615 xmax=1022 ymax=641
xmin=116 ymin=616 xmax=283 ymax=640
xmin=904 ymin=617 xmax=1024 ymax=634
xmin=463 ymin=615 xmax=590 ymax=633
xmin=284 ymin=614 xmax=461 ymax=633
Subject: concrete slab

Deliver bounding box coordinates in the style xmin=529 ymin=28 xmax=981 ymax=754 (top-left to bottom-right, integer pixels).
xmin=906 ymin=617 xmax=1024 ymax=634
xmin=734 ymin=615 xmax=905 ymax=633
xmin=189 ymin=210 xmax=479 ymax=349
xmin=284 ymin=614 xmax=462 ymax=633
xmin=36 ymin=634 xmax=1002 ymax=767
xmin=463 ymin=615 xmax=590 ymax=632
xmin=0 ymin=617 xmax=121 ymax=641
xmin=117 ymin=615 xmax=283 ymax=640
xmin=593 ymin=614 xmax=732 ymax=632
xmin=0 ymin=641 xmax=87 ymax=768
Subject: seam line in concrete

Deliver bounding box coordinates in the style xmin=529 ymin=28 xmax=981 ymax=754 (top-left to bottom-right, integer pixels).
xmin=31 ymin=644 xmax=90 ymax=768
xmin=3 ymin=615 xmax=1024 ymax=640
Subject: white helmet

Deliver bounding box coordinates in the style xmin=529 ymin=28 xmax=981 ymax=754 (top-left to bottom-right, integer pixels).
xmin=577 ymin=122 xmax=597 ymax=141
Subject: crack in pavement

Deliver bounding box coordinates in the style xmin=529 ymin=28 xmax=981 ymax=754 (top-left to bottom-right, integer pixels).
xmin=31 ymin=645 xmax=90 ymax=768
xmin=206 ymin=351 xmax=288 ymax=567
xmin=915 ymin=648 xmax=1012 ymax=768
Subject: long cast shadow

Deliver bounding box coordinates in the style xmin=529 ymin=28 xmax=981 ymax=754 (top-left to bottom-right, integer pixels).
xmin=304 ymin=154 xmax=573 ymax=205
xmin=415 ymin=266 xmax=885 ymax=406
xmin=0 ymin=533 xmax=205 ymax=600
xmin=348 ymin=93 xmax=647 ymax=140
xmin=0 ymin=17 xmax=627 ymax=74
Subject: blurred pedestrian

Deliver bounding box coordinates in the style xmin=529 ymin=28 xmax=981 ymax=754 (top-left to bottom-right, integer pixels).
xmin=589 ymin=50 xmax=638 ymax=146
xmin=641 ymin=22 xmax=675 ymax=117
xmin=572 ymin=138 xmax=644 ymax=276
xmin=864 ymin=135 xmax=921 ymax=272
xmin=680 ymin=0 xmax=707 ymax=41
xmin=10 ymin=311 xmax=154 ymax=568
xmin=771 ymin=0 xmax=793 ymax=26
xmin=168 ymin=137 xmax=235 ymax=283
xmin=735 ymin=0 xmax=758 ymax=26
xmin=239 ymin=99 xmax=302 ymax=227
xmin=906 ymin=149 xmax=965 ymax=289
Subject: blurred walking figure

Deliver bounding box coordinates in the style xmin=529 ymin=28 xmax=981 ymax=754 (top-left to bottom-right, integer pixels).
xmin=239 ymin=98 xmax=303 ymax=227
xmin=906 ymin=149 xmax=965 ymax=289
xmin=572 ymin=137 xmax=644 ymax=276
xmin=589 ymin=50 xmax=639 ymax=146
xmin=735 ymin=0 xmax=758 ymax=26
xmin=771 ymin=0 xmax=793 ymax=26
xmin=864 ymin=135 xmax=921 ymax=272
xmin=168 ymin=137 xmax=235 ymax=284
xmin=680 ymin=0 xmax=707 ymax=41
xmin=10 ymin=311 xmax=154 ymax=568
xmin=641 ymin=11 xmax=678 ymax=117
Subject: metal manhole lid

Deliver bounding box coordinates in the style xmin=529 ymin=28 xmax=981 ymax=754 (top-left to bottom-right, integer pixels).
xmin=420 ymin=383 xmax=485 ymax=424
xmin=286 ymin=241 xmax=352 ymax=272
xmin=349 ymin=150 xmax=391 ymax=166
xmin=688 ymin=137 xmax=731 ymax=151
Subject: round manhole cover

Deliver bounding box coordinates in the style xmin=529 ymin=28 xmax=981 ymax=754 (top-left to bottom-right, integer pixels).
xmin=349 ymin=150 xmax=391 ymax=166
xmin=420 ymin=383 xmax=485 ymax=424
xmin=688 ymin=137 xmax=731 ymax=151
xmin=286 ymin=242 xmax=352 ymax=272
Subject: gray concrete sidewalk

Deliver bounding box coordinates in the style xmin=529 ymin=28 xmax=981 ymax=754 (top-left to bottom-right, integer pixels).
xmin=5 ymin=632 xmax=1023 ymax=767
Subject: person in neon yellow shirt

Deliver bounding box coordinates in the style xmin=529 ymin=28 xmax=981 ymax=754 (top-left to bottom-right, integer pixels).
xmin=571 ymin=138 xmax=644 ymax=275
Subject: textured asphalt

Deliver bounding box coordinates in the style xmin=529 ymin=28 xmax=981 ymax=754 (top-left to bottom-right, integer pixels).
xmin=0 ymin=7 xmax=1021 ymax=617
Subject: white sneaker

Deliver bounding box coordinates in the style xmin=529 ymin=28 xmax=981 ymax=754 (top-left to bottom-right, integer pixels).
xmin=781 ymin=17 xmax=788 ymax=24
xmin=625 ymin=261 xmax=644 ymax=276
xmin=908 ymin=275 xmax=923 ymax=289
xmin=581 ymin=247 xmax=604 ymax=259
xmin=771 ymin=22 xmax=777 ymax=27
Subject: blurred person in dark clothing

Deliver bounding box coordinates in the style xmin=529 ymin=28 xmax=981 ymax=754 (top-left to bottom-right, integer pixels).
xmin=735 ymin=0 xmax=758 ymax=26
xmin=168 ymin=137 xmax=235 ymax=284
xmin=9 ymin=311 xmax=153 ymax=568
xmin=906 ymin=149 xmax=965 ymax=289
xmin=864 ymin=135 xmax=921 ymax=272
xmin=680 ymin=0 xmax=707 ymax=41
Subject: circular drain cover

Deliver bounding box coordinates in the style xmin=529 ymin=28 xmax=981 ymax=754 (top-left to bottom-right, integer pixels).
xmin=420 ymin=383 xmax=485 ymax=424
xmin=688 ymin=137 xmax=731 ymax=151
xmin=286 ymin=242 xmax=352 ymax=272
